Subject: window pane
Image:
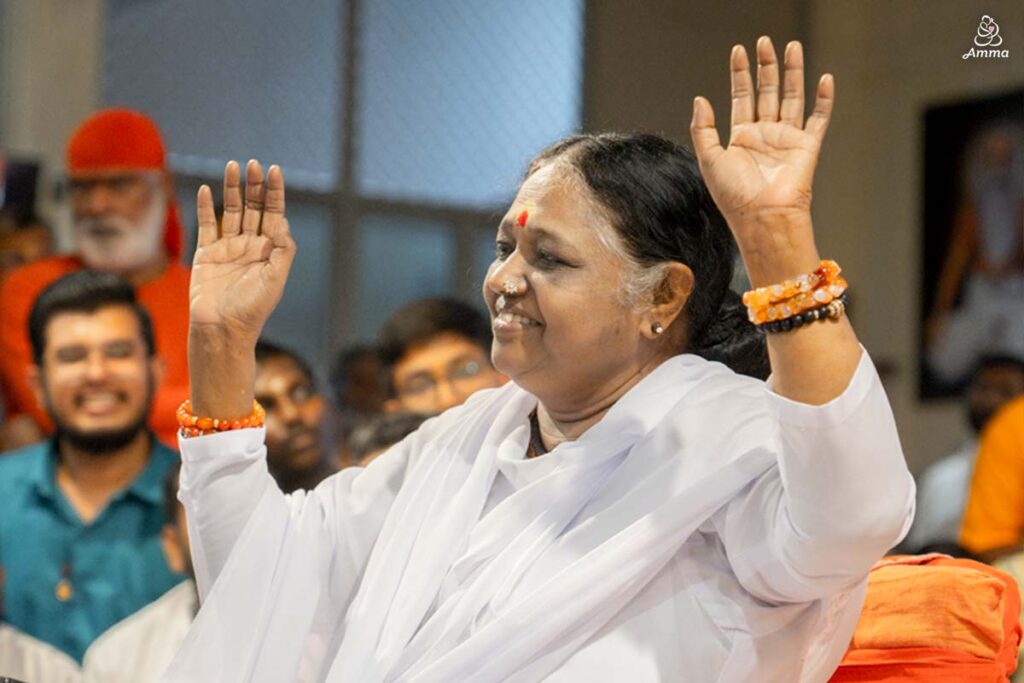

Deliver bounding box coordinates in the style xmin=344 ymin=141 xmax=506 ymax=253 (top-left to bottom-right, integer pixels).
xmin=356 ymin=214 xmax=456 ymax=341
xmin=104 ymin=0 xmax=341 ymax=191
xmin=357 ymin=0 xmax=583 ymax=207
xmin=262 ymin=203 xmax=334 ymax=367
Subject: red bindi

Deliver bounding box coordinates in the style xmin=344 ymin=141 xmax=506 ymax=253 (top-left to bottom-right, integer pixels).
xmin=515 ymin=210 xmax=529 ymax=228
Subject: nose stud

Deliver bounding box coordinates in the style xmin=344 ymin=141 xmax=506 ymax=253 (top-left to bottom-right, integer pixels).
xmin=503 ymin=279 xmax=521 ymax=296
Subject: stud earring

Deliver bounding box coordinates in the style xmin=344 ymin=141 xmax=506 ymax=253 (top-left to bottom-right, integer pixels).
xmin=652 ymin=322 xmax=664 ymax=335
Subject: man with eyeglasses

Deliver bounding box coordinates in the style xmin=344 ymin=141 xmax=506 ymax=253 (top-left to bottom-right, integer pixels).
xmin=0 ymin=109 xmax=189 ymax=450
xmin=378 ymin=298 xmax=507 ymax=415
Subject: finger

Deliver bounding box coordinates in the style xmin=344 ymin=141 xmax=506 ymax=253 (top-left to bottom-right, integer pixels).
xmin=755 ymin=36 xmax=780 ymax=122
xmin=196 ymin=185 xmax=218 ymax=248
xmin=779 ymin=41 xmax=805 ymax=126
xmin=241 ymin=160 xmax=265 ymax=235
xmin=730 ymin=44 xmax=755 ymax=129
xmin=689 ymin=96 xmax=724 ymax=166
xmin=221 ymin=161 xmax=242 ymax=237
xmin=259 ymin=165 xmax=286 ymax=239
xmin=804 ymin=74 xmax=835 ymax=140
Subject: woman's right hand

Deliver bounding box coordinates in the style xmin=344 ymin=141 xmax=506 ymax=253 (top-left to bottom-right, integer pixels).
xmin=188 ymin=160 xmax=296 ymax=417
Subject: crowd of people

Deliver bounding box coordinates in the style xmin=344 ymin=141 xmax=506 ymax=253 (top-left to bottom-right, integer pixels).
xmin=0 ymin=36 xmax=1020 ymax=682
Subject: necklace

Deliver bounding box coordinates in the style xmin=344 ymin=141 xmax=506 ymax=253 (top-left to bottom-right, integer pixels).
xmin=527 ymin=409 xmax=548 ymax=459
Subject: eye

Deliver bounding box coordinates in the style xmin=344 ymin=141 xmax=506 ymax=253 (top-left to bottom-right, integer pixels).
xmin=495 ymin=240 xmax=514 ymax=260
xmin=104 ymin=341 xmax=135 ymax=359
xmin=535 ymin=250 xmax=566 ymax=269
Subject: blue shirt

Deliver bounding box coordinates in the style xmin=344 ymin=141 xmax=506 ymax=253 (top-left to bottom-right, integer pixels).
xmin=0 ymin=437 xmax=183 ymax=662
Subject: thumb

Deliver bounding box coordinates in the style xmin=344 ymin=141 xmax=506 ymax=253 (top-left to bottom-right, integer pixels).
xmin=689 ymin=96 xmax=724 ymax=165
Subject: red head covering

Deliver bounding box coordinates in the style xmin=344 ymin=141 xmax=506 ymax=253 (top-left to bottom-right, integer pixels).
xmin=66 ymin=108 xmax=183 ymax=260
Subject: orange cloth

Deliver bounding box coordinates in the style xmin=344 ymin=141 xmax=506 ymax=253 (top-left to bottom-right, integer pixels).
xmin=961 ymin=397 xmax=1024 ymax=556
xmin=829 ymin=554 xmax=1022 ymax=682
xmin=0 ymin=256 xmax=190 ymax=447
xmin=66 ymin=108 xmax=182 ymax=259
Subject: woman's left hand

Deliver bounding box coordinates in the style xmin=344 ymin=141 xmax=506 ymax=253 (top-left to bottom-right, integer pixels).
xmin=690 ymin=37 xmax=833 ymax=286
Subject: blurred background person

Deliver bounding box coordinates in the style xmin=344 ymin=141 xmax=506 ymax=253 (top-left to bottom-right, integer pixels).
xmin=81 ymin=464 xmax=196 ymax=683
xmin=0 ymin=271 xmax=182 ymax=663
xmin=377 ymin=298 xmax=506 ymax=415
xmin=255 ymin=340 xmax=338 ymax=492
xmin=0 ymin=109 xmax=189 ymax=450
xmin=960 ymin=395 xmax=1024 ymax=561
xmin=329 ymin=344 xmax=386 ymax=467
xmin=0 ymin=569 xmax=81 ymax=683
xmin=906 ymin=354 xmax=1024 ymax=552
xmin=347 ymin=411 xmax=427 ymax=468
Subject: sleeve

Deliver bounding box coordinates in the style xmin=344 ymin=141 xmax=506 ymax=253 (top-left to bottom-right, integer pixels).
xmin=716 ymin=347 xmax=916 ymax=604
xmin=178 ymin=426 xmax=411 ymax=602
xmin=960 ymin=399 xmax=1024 ymax=555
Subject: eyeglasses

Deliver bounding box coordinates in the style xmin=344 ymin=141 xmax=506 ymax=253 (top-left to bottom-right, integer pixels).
xmin=397 ymin=359 xmax=487 ymax=399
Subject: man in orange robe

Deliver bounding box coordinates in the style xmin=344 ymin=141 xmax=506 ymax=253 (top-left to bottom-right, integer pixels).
xmin=0 ymin=109 xmax=189 ymax=448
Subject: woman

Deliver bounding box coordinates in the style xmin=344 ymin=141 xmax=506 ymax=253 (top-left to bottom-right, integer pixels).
xmin=163 ymin=38 xmax=913 ymax=682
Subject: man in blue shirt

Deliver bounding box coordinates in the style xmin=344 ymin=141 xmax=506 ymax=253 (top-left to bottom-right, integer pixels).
xmin=0 ymin=270 xmax=181 ymax=662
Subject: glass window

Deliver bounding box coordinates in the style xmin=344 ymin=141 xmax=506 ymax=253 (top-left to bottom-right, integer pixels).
xmin=104 ymin=0 xmax=341 ymax=191
xmin=356 ymin=0 xmax=583 ymax=207
xmin=355 ymin=214 xmax=456 ymax=340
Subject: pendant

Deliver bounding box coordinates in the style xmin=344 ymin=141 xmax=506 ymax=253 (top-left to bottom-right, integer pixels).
xmin=55 ymin=578 xmax=73 ymax=602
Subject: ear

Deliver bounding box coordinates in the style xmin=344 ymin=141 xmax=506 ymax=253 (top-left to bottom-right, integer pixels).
xmin=383 ymin=397 xmax=402 ymax=413
xmin=26 ymin=364 xmax=45 ymax=410
xmin=640 ymin=263 xmax=694 ymax=340
xmin=161 ymin=524 xmax=186 ymax=574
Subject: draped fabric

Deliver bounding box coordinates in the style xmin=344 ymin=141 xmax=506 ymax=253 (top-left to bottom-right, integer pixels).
xmin=162 ymin=349 xmax=914 ymax=682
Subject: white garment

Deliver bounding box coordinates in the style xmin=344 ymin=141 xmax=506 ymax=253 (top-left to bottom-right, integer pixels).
xmin=162 ymin=348 xmax=914 ymax=683
xmin=0 ymin=623 xmax=81 ymax=683
xmin=81 ymin=580 xmax=197 ymax=683
xmin=904 ymin=439 xmax=978 ymax=551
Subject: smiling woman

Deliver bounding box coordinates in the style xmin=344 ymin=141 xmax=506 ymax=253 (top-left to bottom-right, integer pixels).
xmin=163 ymin=37 xmax=914 ymax=683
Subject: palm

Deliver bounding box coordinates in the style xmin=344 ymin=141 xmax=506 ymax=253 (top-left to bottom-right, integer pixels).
xmin=690 ymin=38 xmax=833 ymax=236
xmin=189 ymin=161 xmax=295 ymax=338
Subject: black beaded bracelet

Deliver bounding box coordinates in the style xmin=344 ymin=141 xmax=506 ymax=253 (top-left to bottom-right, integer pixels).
xmin=756 ymin=293 xmax=849 ymax=334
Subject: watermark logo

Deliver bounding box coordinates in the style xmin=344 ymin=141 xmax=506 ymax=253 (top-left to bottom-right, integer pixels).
xmin=964 ymin=15 xmax=1009 ymax=59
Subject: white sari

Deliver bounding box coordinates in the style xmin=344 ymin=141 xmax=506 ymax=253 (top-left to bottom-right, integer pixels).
xmin=161 ymin=348 xmax=913 ymax=682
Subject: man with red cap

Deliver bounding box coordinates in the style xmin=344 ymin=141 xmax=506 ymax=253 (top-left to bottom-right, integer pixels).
xmin=0 ymin=109 xmax=189 ymax=448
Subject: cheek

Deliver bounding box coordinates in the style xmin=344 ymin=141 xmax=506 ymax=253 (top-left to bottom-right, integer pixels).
xmin=301 ymin=399 xmax=324 ymax=428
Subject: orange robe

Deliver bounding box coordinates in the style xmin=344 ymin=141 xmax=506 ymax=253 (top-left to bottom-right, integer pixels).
xmin=0 ymin=256 xmax=189 ymax=447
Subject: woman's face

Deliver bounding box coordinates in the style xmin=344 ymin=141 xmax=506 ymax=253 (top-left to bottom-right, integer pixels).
xmin=482 ymin=163 xmax=658 ymax=411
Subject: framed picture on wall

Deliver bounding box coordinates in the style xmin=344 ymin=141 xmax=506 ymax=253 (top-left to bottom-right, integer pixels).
xmin=920 ymin=88 xmax=1024 ymax=399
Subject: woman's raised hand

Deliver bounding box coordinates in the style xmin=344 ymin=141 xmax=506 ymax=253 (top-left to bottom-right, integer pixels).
xmin=188 ymin=160 xmax=296 ymax=417
xmin=190 ymin=160 xmax=296 ymax=339
xmin=690 ymin=37 xmax=833 ymax=287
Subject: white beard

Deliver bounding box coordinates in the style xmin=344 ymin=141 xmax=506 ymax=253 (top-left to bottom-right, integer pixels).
xmin=74 ymin=190 xmax=167 ymax=273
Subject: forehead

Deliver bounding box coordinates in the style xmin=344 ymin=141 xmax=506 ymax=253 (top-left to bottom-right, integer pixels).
xmin=44 ymin=305 xmax=143 ymax=348
xmin=395 ymin=332 xmax=487 ymax=374
xmin=256 ymin=355 xmax=312 ymax=391
xmin=505 ymin=163 xmax=617 ymax=255
xmin=68 ymin=169 xmax=157 ymax=182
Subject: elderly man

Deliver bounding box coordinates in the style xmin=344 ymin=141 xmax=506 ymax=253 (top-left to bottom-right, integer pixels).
xmin=0 ymin=109 xmax=189 ymax=448
xmin=0 ymin=271 xmax=182 ymax=663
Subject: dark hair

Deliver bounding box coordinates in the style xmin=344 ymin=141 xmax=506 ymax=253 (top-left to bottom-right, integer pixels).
xmin=347 ymin=411 xmax=428 ymax=463
xmin=162 ymin=463 xmax=181 ymax=526
xmin=377 ymin=297 xmax=493 ymax=370
xmin=974 ymin=353 xmax=1024 ymax=378
xmin=255 ymin=339 xmax=316 ymax=385
xmin=526 ymin=133 xmax=768 ymax=379
xmin=29 ymin=270 xmax=156 ymax=365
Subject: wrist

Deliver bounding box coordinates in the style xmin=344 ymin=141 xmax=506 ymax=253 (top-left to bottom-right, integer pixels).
xmin=734 ymin=213 xmax=821 ymax=288
xmin=188 ymin=326 xmax=256 ymax=418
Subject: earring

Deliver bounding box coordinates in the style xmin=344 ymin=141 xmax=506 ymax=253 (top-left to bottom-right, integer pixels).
xmin=652 ymin=322 xmax=664 ymax=335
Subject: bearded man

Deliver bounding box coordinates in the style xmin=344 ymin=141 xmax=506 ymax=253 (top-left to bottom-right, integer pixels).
xmin=0 ymin=109 xmax=189 ymax=448
xmin=0 ymin=270 xmax=182 ymax=663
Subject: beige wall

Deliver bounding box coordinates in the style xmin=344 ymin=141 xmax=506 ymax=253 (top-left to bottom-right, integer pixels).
xmin=586 ymin=0 xmax=1023 ymax=472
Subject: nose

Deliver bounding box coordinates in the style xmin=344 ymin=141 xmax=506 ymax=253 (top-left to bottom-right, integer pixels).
xmin=79 ymin=184 xmax=115 ymax=217
xmin=434 ymin=379 xmax=464 ymax=412
xmin=83 ymin=350 xmax=111 ymax=382
xmin=484 ymin=251 xmax=527 ymax=298
xmin=277 ymin=397 xmax=302 ymax=426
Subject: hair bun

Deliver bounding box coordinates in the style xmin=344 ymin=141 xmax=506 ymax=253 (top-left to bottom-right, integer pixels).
xmin=688 ymin=290 xmax=770 ymax=380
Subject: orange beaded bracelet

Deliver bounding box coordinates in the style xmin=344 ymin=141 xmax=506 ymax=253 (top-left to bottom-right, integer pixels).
xmin=743 ymin=259 xmax=846 ymax=324
xmin=177 ymin=400 xmax=266 ymax=438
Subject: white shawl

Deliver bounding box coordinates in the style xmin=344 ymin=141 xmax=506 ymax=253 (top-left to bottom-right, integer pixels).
xmin=163 ymin=351 xmax=911 ymax=682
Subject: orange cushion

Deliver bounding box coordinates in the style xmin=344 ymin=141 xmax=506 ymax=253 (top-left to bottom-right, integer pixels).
xmin=829 ymin=555 xmax=1022 ymax=682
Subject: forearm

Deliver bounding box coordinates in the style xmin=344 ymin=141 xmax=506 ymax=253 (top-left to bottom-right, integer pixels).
xmin=739 ymin=213 xmax=862 ymax=405
xmin=188 ymin=324 xmax=256 ymax=418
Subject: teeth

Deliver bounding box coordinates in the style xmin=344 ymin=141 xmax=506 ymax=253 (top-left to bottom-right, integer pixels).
xmin=80 ymin=393 xmax=120 ymax=407
xmin=496 ymin=312 xmax=536 ymax=326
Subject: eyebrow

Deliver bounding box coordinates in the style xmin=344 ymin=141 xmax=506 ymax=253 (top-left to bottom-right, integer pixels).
xmin=497 ymin=220 xmax=569 ymax=248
